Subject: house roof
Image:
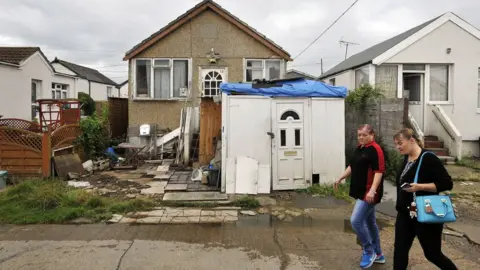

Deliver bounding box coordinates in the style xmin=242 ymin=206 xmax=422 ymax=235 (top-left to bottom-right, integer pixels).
xmin=285 ymin=69 xmax=317 ymax=80
xmin=319 ymin=15 xmax=441 ymax=79
xmin=0 ymin=47 xmax=40 ymax=65
xmin=52 ymin=58 xmax=117 ymax=85
xmin=118 ymin=80 xmax=128 ymax=88
xmin=123 ymin=0 xmax=291 ymax=61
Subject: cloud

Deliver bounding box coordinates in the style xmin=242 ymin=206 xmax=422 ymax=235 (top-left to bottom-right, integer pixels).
xmin=0 ymin=0 xmax=479 ymax=81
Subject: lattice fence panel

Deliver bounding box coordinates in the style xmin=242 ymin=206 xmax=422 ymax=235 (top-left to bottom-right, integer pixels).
xmin=0 ymin=118 xmax=41 ymax=133
xmin=0 ymin=127 xmax=42 ymax=152
xmin=51 ymin=124 xmax=81 ymax=150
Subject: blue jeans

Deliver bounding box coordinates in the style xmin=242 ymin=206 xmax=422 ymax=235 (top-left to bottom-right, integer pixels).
xmin=350 ymin=199 xmax=382 ymax=255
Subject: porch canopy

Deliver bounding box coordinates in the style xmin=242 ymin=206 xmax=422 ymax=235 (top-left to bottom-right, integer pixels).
xmin=220 ymin=78 xmax=347 ymax=98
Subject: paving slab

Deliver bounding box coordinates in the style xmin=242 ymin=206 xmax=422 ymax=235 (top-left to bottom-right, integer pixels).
xmin=140 ymin=181 xmax=165 ymax=195
xmin=153 ymin=171 xmax=173 ymax=180
xmin=164 ymin=183 xmax=188 ymax=191
xmin=215 ymin=210 xmax=238 ymax=217
xmin=156 ymin=165 xmax=170 ymax=172
xmin=118 ymin=217 xmax=136 ymax=224
xmin=170 ymin=217 xmax=190 ymax=223
xmin=160 ymin=216 xmax=174 ymax=223
xmin=201 ymin=210 xmax=216 ymax=216
xmin=107 ymin=214 xmax=122 ymax=223
xmin=183 ymin=209 xmax=202 ymax=217
xmin=136 ymin=217 xmax=161 ymax=224
xmin=199 ymin=216 xmax=224 ymax=223
xmin=240 ymin=210 xmax=257 ymax=216
xmin=446 ymin=222 xmax=480 ymax=245
xmin=146 ymin=210 xmax=165 ymax=217
xmin=162 ymin=191 xmax=228 ymax=201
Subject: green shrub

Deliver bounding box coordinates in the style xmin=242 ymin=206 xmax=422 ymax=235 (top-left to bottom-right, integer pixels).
xmin=345 ymin=84 xmax=384 ymax=110
xmin=78 ymin=92 xmax=96 ymax=116
xmin=75 ymin=105 xmax=109 ymax=159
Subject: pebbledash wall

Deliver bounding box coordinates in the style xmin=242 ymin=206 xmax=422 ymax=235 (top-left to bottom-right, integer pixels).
xmin=345 ymin=98 xmax=407 ymax=154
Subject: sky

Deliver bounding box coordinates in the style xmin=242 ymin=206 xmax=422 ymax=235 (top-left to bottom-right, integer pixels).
xmin=1 ymin=0 xmax=479 ymax=83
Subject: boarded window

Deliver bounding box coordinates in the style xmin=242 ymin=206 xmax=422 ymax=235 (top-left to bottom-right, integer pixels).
xmin=375 ymin=65 xmax=398 ymax=98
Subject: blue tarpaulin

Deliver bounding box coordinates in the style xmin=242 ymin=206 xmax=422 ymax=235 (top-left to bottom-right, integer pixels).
xmin=219 ymin=79 xmax=347 ymax=98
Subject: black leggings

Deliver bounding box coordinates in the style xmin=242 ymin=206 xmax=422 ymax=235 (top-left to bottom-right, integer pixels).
xmin=394 ymin=212 xmax=457 ymax=270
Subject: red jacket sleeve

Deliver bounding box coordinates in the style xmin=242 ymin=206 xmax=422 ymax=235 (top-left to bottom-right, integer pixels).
xmin=370 ymin=143 xmax=386 ymax=173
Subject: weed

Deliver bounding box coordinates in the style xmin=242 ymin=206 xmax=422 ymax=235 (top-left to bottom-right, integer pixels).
xmin=232 ymin=196 xmax=260 ymax=209
xmin=296 ymin=182 xmax=353 ymax=202
xmin=0 ymin=180 xmax=155 ymax=224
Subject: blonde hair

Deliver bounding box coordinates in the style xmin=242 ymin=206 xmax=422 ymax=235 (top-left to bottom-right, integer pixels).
xmin=393 ymin=128 xmax=424 ymax=148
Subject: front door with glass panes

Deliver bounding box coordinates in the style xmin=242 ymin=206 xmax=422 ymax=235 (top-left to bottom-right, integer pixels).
xmin=245 ymin=59 xmax=281 ymax=82
xmin=271 ymin=100 xmax=307 ymax=190
xmin=201 ymin=68 xmax=226 ymax=97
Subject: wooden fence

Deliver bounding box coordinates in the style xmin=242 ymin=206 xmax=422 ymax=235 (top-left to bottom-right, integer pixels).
xmin=0 ymin=121 xmax=81 ymax=177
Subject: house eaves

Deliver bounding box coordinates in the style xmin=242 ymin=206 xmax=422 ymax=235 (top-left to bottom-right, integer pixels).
xmin=123 ymin=0 xmax=292 ymax=61
xmin=52 ymin=58 xmax=117 ymax=86
xmin=318 ymin=15 xmax=441 ymax=80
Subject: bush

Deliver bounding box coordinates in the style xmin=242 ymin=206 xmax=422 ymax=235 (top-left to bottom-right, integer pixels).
xmin=78 ymin=92 xmax=96 ymax=116
xmin=376 ymin=136 xmax=404 ymax=183
xmin=345 ymin=84 xmax=384 ymax=110
xmin=75 ymin=104 xmax=110 ymax=159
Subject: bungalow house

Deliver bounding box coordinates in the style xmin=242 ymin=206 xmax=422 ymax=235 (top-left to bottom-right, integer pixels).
xmin=116 ymin=80 xmax=129 ymax=98
xmin=51 ymin=58 xmax=118 ymax=101
xmin=0 ymin=47 xmax=77 ymax=120
xmin=123 ymin=0 xmax=292 ymax=152
xmin=320 ymin=12 xmax=480 ymax=158
xmin=285 ymin=69 xmax=317 ymax=80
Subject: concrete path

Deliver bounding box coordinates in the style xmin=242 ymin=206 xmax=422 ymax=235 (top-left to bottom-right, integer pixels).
xmin=0 ymin=221 xmax=478 ymax=270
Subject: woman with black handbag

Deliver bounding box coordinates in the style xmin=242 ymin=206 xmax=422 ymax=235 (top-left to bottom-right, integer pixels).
xmin=392 ymin=128 xmax=457 ymax=270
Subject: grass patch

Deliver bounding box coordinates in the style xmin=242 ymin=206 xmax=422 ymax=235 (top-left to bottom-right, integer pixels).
xmin=0 ymin=180 xmax=155 ymax=224
xmin=231 ymin=196 xmax=260 ymax=209
xmin=296 ymin=182 xmax=353 ymax=203
xmin=455 ymin=158 xmax=480 ymax=171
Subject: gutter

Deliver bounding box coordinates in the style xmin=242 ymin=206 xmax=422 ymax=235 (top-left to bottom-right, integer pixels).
xmin=0 ymin=61 xmax=20 ymax=68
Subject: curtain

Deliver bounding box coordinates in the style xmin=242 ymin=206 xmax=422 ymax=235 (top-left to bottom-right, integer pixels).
xmin=173 ymin=60 xmax=188 ymax=97
xmin=154 ymin=68 xmax=170 ymax=99
xmin=355 ymin=67 xmax=370 ymax=88
xmin=266 ymin=61 xmax=280 ymax=80
xmin=375 ymin=65 xmax=398 ymax=98
xmin=430 ymin=65 xmax=448 ymax=101
xmin=136 ymin=60 xmax=151 ymax=97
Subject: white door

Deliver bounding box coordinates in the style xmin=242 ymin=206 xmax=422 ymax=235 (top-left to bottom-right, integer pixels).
xmin=404 ymin=74 xmax=425 ymax=130
xmin=272 ymin=100 xmax=308 ymax=190
xmin=200 ymin=68 xmax=227 ymax=98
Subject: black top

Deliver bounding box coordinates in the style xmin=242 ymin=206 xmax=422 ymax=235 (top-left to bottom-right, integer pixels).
xmin=395 ymin=149 xmax=454 ymax=213
xmin=349 ymin=141 xmax=385 ymax=204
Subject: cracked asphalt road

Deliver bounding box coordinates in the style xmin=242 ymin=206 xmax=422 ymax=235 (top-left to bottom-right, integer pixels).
xmin=0 ymin=221 xmax=478 ymax=270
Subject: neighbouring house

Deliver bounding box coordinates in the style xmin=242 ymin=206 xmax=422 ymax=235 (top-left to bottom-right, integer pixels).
xmin=51 ymin=58 xmax=118 ymax=101
xmin=116 ymin=80 xmax=129 ymax=98
xmin=123 ymin=0 xmax=292 ymax=158
xmin=319 ymin=12 xmax=480 ymax=158
xmin=0 ymin=47 xmax=77 ymax=121
xmin=285 ymin=69 xmax=317 ymax=80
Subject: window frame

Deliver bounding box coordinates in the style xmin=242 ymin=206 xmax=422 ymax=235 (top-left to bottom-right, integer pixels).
xmin=427 ymin=64 xmax=452 ymax=105
xmin=107 ymin=86 xmax=113 ymax=97
xmin=354 ymin=65 xmax=370 ymax=89
xmin=243 ymin=59 xmax=284 ymax=82
xmin=51 ymin=82 xmax=68 ymax=100
xmin=133 ymin=58 xmax=192 ymax=100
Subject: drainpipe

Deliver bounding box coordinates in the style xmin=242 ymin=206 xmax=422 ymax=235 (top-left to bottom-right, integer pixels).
xmin=88 ymin=80 xmax=91 ymax=96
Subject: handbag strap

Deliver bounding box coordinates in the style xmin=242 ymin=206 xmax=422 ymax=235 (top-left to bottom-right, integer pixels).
xmin=413 ymin=151 xmax=433 ymax=197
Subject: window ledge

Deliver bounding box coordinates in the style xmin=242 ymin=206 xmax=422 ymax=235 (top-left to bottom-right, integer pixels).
xmin=133 ymin=97 xmax=188 ymax=101
xmin=428 ymin=101 xmax=454 ymax=105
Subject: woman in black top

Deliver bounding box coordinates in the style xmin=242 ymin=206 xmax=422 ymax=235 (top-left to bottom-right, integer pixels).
xmin=392 ymin=128 xmax=457 ymax=270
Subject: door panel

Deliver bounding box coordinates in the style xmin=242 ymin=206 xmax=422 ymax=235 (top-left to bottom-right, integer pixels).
xmin=272 ymin=100 xmax=307 ymax=190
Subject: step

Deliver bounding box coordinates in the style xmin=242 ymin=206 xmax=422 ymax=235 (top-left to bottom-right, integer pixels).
xmin=424 ymin=140 xmax=444 ymax=149
xmin=424 ymin=135 xmax=439 ymax=141
xmin=438 ymin=156 xmax=456 ymax=165
xmin=427 ymin=148 xmax=449 ymax=157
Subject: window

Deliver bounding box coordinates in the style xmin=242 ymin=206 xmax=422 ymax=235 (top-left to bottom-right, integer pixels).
xmin=107 ymin=86 xmax=113 ymax=97
xmin=403 ymin=64 xmax=425 ymax=71
xmin=135 ymin=59 xmax=190 ymax=99
xmin=51 ymin=83 xmax=68 ymax=99
xmin=294 ymin=129 xmax=301 ymax=146
xmin=375 ymin=65 xmax=398 ymax=98
xmin=245 ymin=59 xmax=282 ymax=82
xmin=31 ymin=80 xmax=41 ymax=120
xmin=430 ymin=65 xmax=449 ymax=102
xmin=329 ymin=78 xmax=336 ymax=86
xmin=280 ymin=129 xmax=286 ymax=147
xmin=203 ymin=71 xmax=223 ymax=97
xmin=280 ymin=110 xmax=300 ymax=121
xmin=355 ymin=66 xmax=369 ymax=88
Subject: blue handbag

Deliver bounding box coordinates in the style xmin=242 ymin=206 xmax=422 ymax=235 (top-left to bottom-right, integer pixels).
xmin=413 ymin=152 xmax=456 ymax=224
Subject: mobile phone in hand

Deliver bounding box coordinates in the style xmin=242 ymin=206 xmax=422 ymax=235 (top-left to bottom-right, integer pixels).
xmin=401 ymin=182 xmax=412 ymax=190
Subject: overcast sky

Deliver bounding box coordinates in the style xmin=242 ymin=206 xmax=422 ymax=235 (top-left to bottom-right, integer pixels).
xmin=1 ymin=0 xmax=479 ymax=83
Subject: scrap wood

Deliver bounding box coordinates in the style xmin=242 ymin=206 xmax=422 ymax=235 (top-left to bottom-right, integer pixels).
xmin=53 ymin=154 xmax=85 ymax=180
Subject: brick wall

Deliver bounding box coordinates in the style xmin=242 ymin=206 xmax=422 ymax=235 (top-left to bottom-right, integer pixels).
xmin=345 ymin=98 xmax=408 ymax=151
